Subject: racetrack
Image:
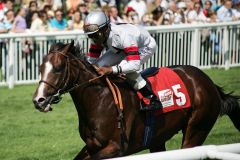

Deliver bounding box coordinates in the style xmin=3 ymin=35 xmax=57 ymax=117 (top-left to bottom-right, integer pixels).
xmin=0 ymin=68 xmax=239 ymax=160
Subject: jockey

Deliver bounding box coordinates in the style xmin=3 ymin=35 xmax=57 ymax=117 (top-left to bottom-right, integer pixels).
xmin=83 ymin=10 xmax=162 ymax=111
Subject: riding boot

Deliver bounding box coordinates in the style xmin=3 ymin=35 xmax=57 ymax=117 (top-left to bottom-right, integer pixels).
xmin=138 ymin=81 xmax=162 ymax=111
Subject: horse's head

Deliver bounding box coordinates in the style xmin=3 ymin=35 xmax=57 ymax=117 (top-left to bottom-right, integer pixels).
xmin=32 ymin=41 xmax=89 ymax=112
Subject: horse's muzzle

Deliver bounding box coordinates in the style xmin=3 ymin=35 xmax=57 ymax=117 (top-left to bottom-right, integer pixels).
xmin=33 ymin=97 xmax=53 ymax=112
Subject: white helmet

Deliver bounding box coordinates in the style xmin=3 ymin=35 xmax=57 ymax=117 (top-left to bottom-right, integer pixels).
xmin=83 ymin=11 xmax=110 ymax=44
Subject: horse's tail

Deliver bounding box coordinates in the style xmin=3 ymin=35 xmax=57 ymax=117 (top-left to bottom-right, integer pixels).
xmin=216 ymin=85 xmax=240 ymax=131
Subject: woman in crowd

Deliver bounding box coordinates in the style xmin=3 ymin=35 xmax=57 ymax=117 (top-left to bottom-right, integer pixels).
xmin=68 ymin=10 xmax=84 ymax=30
xmin=11 ymin=7 xmax=27 ymax=33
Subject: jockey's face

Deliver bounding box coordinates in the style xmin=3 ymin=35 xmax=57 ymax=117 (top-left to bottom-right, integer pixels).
xmin=88 ymin=26 xmax=109 ymax=44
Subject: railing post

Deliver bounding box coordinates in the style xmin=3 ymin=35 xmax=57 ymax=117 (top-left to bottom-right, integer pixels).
xmin=191 ymin=28 xmax=200 ymax=67
xmin=8 ymin=38 xmax=14 ymax=89
xmin=223 ymin=27 xmax=229 ymax=70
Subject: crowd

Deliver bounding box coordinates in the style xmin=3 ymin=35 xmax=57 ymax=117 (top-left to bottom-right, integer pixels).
xmin=0 ymin=0 xmax=240 ymax=34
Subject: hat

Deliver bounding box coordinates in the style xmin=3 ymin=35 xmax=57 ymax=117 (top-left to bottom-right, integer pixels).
xmin=126 ymin=6 xmax=135 ymax=13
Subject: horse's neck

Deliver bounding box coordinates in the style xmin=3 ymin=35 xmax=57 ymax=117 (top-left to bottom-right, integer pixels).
xmin=69 ymin=61 xmax=106 ymax=117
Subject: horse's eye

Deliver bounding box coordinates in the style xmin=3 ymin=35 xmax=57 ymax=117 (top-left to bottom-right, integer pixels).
xmin=53 ymin=66 xmax=63 ymax=73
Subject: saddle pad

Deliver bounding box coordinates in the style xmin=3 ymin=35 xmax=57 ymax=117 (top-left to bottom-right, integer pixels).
xmin=147 ymin=67 xmax=191 ymax=114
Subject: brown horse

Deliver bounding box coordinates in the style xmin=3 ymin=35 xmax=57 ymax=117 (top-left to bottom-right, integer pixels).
xmin=32 ymin=41 xmax=240 ymax=160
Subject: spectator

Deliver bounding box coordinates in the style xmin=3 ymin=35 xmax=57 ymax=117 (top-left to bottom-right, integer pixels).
xmin=0 ymin=19 xmax=9 ymax=33
xmin=47 ymin=10 xmax=54 ymax=23
xmin=163 ymin=1 xmax=185 ymax=25
xmin=151 ymin=6 xmax=165 ymax=26
xmin=2 ymin=9 xmax=14 ymax=31
xmin=233 ymin=0 xmax=240 ymax=10
xmin=185 ymin=0 xmax=197 ymax=23
xmin=25 ymin=0 xmax=38 ymax=29
xmin=0 ymin=0 xmax=4 ymax=20
xmin=77 ymin=3 xmax=89 ymax=20
xmin=66 ymin=0 xmax=81 ymax=17
xmin=30 ymin=11 xmax=44 ymax=32
xmin=147 ymin=0 xmax=168 ymax=13
xmin=22 ymin=0 xmax=32 ymax=7
xmin=41 ymin=0 xmax=62 ymax=11
xmin=52 ymin=0 xmax=63 ymax=10
xmin=39 ymin=10 xmax=50 ymax=31
xmin=208 ymin=11 xmax=220 ymax=64
xmin=49 ymin=9 xmax=68 ymax=31
xmin=141 ymin=13 xmax=153 ymax=26
xmin=11 ymin=7 xmax=27 ymax=33
xmin=109 ymin=6 xmax=124 ymax=23
xmin=127 ymin=0 xmax=147 ymax=19
xmin=203 ymin=0 xmax=213 ymax=17
xmin=83 ymin=0 xmax=99 ymax=11
xmin=233 ymin=0 xmax=240 ymax=18
xmin=42 ymin=4 xmax=52 ymax=14
xmin=98 ymin=0 xmax=116 ymax=7
xmin=217 ymin=0 xmax=239 ymax=22
xmin=3 ymin=0 xmax=14 ymax=13
xmin=209 ymin=10 xmax=219 ymax=22
xmin=68 ymin=10 xmax=84 ymax=30
xmin=193 ymin=2 xmax=209 ymax=23
xmin=123 ymin=6 xmax=140 ymax=24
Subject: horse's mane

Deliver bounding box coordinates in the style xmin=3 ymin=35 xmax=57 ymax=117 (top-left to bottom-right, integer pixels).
xmin=49 ymin=42 xmax=85 ymax=60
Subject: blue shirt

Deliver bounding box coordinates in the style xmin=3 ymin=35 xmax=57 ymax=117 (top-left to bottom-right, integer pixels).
xmin=49 ymin=18 xmax=67 ymax=30
xmin=0 ymin=20 xmax=12 ymax=31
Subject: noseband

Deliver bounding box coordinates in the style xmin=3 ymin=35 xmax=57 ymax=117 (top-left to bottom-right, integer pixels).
xmin=39 ymin=51 xmax=102 ymax=104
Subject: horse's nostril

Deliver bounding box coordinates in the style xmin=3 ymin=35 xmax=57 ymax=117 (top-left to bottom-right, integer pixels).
xmin=38 ymin=97 xmax=46 ymax=103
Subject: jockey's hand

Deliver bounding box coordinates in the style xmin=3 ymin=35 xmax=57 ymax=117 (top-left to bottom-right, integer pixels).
xmin=95 ymin=66 xmax=113 ymax=75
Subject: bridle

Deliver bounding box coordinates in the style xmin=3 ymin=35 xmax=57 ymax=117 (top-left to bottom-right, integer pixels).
xmin=39 ymin=51 xmax=102 ymax=104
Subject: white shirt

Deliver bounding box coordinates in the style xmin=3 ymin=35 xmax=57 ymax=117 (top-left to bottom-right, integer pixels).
xmin=217 ymin=6 xmax=236 ymax=22
xmin=88 ymin=23 xmax=156 ymax=74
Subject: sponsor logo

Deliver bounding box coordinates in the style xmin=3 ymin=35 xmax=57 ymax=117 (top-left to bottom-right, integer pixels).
xmin=158 ymin=89 xmax=174 ymax=108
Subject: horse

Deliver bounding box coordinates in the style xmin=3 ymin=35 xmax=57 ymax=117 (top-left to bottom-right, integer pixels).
xmin=32 ymin=41 xmax=240 ymax=160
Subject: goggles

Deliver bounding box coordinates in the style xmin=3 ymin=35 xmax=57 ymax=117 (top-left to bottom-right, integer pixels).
xmin=83 ymin=24 xmax=100 ymax=35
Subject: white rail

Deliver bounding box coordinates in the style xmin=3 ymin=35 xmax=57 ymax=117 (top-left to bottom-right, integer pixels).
xmin=1 ymin=21 xmax=240 ymax=88
xmin=109 ymin=143 xmax=240 ymax=160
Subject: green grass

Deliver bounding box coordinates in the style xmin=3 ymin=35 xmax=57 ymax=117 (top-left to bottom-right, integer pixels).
xmin=0 ymin=68 xmax=240 ymax=160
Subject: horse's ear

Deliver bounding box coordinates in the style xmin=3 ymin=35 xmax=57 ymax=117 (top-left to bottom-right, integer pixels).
xmin=63 ymin=40 xmax=74 ymax=54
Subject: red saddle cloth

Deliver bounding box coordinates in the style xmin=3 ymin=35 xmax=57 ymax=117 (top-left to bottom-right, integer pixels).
xmin=139 ymin=67 xmax=191 ymax=114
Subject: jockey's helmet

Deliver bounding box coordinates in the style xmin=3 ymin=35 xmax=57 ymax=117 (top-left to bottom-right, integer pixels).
xmin=83 ymin=11 xmax=110 ymax=44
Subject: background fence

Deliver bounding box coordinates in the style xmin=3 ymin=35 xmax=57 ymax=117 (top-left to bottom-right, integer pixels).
xmin=1 ymin=21 xmax=240 ymax=88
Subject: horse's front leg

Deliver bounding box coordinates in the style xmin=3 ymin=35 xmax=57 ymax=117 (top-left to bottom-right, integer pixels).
xmin=91 ymin=140 xmax=122 ymax=159
xmin=74 ymin=145 xmax=91 ymax=160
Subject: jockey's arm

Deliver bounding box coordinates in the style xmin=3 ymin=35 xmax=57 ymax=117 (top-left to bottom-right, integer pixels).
xmin=87 ymin=43 xmax=104 ymax=64
xmin=112 ymin=47 xmax=141 ymax=74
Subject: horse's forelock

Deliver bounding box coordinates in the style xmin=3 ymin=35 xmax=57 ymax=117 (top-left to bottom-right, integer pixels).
xmin=49 ymin=43 xmax=66 ymax=53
